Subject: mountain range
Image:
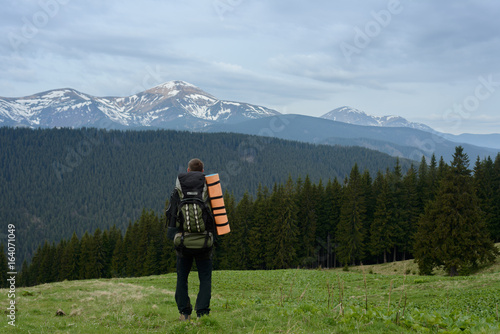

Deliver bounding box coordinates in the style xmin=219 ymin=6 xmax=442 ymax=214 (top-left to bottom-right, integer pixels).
xmin=201 ymin=114 xmax=499 ymax=162
xmin=1 ymin=81 xmax=499 ymax=161
xmin=0 ymin=81 xmax=279 ymax=129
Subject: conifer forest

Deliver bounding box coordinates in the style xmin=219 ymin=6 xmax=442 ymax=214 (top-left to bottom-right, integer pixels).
xmin=0 ymin=127 xmax=499 ymax=287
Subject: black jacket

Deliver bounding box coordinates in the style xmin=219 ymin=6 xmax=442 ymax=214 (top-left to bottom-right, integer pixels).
xmin=166 ymin=187 xmax=180 ymax=241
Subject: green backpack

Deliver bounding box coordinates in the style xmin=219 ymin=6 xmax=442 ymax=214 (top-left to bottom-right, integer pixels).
xmin=173 ymin=172 xmax=214 ymax=250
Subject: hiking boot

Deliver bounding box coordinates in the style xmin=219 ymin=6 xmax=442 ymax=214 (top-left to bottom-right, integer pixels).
xmin=179 ymin=314 xmax=191 ymax=321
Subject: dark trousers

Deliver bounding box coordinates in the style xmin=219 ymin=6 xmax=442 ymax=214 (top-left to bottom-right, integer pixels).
xmin=175 ymin=250 xmax=212 ymax=317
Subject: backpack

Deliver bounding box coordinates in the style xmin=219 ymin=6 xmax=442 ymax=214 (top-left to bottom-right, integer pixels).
xmin=173 ymin=172 xmax=214 ymax=250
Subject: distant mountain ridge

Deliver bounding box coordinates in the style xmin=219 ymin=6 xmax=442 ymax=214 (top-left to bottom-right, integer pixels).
xmin=1 ymin=82 xmax=499 ymax=158
xmin=320 ymin=106 xmax=500 ymax=151
xmin=321 ymin=106 xmax=434 ymax=132
xmin=202 ymin=114 xmax=499 ymax=162
xmin=0 ymin=81 xmax=280 ymax=129
xmin=442 ymin=133 xmax=500 ymax=150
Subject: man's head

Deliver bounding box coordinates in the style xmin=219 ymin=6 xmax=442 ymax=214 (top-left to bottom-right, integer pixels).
xmin=187 ymin=158 xmax=204 ymax=172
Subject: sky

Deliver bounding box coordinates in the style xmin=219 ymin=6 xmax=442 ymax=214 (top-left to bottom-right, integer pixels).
xmin=1 ymin=0 xmax=500 ymax=135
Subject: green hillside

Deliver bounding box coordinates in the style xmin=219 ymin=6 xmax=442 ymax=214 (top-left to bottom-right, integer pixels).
xmin=1 ymin=259 xmax=499 ymax=333
xmin=0 ymin=127 xmax=412 ymax=264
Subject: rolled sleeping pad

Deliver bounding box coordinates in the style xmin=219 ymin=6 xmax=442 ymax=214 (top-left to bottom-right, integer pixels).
xmin=205 ymin=173 xmax=230 ymax=235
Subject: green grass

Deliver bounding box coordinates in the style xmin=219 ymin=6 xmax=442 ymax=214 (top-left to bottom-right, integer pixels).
xmin=2 ymin=250 xmax=500 ymax=333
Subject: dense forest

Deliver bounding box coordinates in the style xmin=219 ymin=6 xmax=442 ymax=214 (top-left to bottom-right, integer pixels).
xmin=0 ymin=127 xmax=412 ymax=265
xmin=3 ymin=146 xmax=499 ymax=287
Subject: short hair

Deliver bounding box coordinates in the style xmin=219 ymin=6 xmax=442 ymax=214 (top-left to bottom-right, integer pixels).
xmin=188 ymin=158 xmax=204 ymax=172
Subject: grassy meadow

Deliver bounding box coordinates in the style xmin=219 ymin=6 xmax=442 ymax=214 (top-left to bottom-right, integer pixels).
xmin=1 ymin=247 xmax=500 ymax=333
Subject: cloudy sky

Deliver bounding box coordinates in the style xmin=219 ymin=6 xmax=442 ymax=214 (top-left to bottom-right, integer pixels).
xmin=1 ymin=0 xmax=500 ymax=134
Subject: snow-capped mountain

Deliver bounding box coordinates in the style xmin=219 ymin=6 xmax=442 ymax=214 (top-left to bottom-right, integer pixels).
xmin=321 ymin=106 xmax=434 ymax=132
xmin=0 ymin=81 xmax=280 ymax=129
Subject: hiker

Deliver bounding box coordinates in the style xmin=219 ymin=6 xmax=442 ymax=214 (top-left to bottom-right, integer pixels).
xmin=166 ymin=158 xmax=215 ymax=321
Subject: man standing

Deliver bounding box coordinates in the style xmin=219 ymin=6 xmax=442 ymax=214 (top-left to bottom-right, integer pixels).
xmin=166 ymin=158 xmax=214 ymax=321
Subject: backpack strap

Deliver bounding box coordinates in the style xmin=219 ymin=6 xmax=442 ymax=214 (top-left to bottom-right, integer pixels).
xmin=178 ymin=197 xmax=206 ymax=232
xmin=179 ymin=230 xmax=185 ymax=248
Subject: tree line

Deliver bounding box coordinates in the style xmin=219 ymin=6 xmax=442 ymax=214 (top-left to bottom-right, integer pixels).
xmin=3 ymin=146 xmax=499 ymax=287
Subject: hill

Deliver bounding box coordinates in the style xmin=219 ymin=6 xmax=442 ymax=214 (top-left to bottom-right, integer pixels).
xmin=345 ymin=243 xmax=500 ymax=277
xmin=203 ymin=114 xmax=499 ymax=162
xmin=1 ymin=262 xmax=499 ymax=333
xmin=445 ymin=132 xmax=500 ymax=150
xmin=0 ymin=127 xmax=411 ymax=264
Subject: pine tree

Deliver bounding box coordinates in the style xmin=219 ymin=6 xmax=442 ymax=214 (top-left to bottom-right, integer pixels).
xmin=142 ymin=212 xmax=162 ymax=276
xmin=159 ymin=225 xmax=176 ymax=274
xmin=54 ymin=240 xmax=66 ymax=281
xmin=266 ymin=176 xmax=299 ymax=269
xmin=437 ymin=156 xmax=448 ymax=181
xmin=247 ymin=185 xmax=269 ymax=269
xmin=428 ymin=154 xmax=438 ymax=201
xmin=214 ymin=191 xmax=237 ymax=270
xmin=388 ymin=159 xmax=405 ymax=262
xmin=111 ymin=236 xmax=127 ymax=277
xmin=417 ymin=156 xmax=430 ymax=214
xmin=265 ymin=183 xmax=281 ymax=268
xmin=296 ymin=175 xmax=317 ymax=265
xmin=401 ymin=165 xmax=419 ymax=259
xmin=19 ymin=260 xmax=29 ymax=287
xmin=26 ymin=245 xmax=42 ymax=286
xmin=104 ymin=225 xmax=122 ymax=278
xmin=476 ymin=155 xmax=500 ymax=242
xmin=491 ymin=154 xmax=500 ymax=241
xmin=336 ymin=164 xmax=366 ymax=266
xmin=136 ymin=209 xmax=153 ymax=276
xmin=231 ymin=192 xmax=252 ymax=269
xmin=124 ymin=221 xmax=139 ymax=277
xmin=79 ymin=232 xmax=98 ymax=279
xmin=92 ymin=228 xmax=106 ymax=278
xmin=0 ymin=244 xmax=9 ymax=288
xmin=369 ymin=171 xmax=393 ymax=263
xmin=313 ymin=180 xmax=330 ymax=267
xmin=414 ymin=146 xmax=499 ymax=276
xmin=144 ymin=242 xmax=159 ymax=276
xmin=37 ymin=241 xmax=56 ymax=284
xmin=322 ymin=178 xmax=342 ymax=268
xmin=361 ymin=170 xmax=375 ymax=252
xmin=59 ymin=232 xmax=80 ymax=280
xmin=101 ymin=230 xmax=110 ymax=278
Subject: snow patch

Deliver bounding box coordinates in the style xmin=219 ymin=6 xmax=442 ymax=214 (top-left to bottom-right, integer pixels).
xmin=187 ymin=94 xmax=216 ymax=103
xmin=42 ymin=90 xmax=66 ymax=99
xmin=75 ymin=92 xmax=91 ymax=101
xmin=161 ymin=81 xmax=195 ymax=88
xmin=223 ymin=101 xmax=241 ymax=106
xmin=167 ymin=89 xmax=179 ymax=98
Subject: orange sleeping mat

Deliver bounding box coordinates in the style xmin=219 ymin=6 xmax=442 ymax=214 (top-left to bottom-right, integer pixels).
xmin=205 ymin=173 xmax=230 ymax=235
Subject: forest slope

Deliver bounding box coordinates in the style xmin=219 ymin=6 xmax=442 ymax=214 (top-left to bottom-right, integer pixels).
xmin=0 ymin=127 xmax=410 ymax=264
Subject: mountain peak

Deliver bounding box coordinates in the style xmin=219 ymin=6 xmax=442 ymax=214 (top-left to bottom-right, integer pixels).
xmin=144 ymin=80 xmax=214 ymax=99
xmin=336 ymin=106 xmax=366 ymax=114
xmin=155 ymin=80 xmax=196 ymax=90
xmin=321 ymin=106 xmax=379 ymax=126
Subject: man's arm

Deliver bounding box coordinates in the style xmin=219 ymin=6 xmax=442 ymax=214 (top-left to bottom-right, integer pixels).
xmin=166 ymin=189 xmax=179 ymax=241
